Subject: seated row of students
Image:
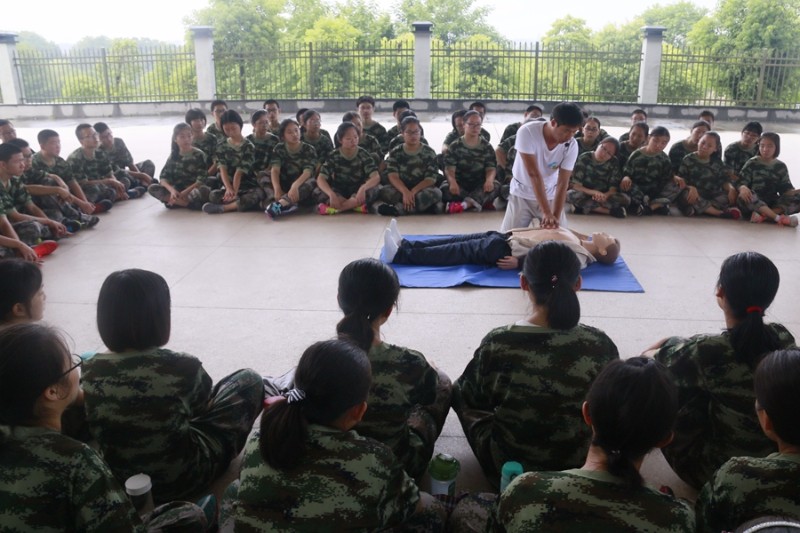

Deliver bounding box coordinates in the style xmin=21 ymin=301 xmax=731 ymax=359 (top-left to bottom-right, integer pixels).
xmin=1 ymin=241 xmax=798 ymax=531
xmin=0 ymin=119 xmax=158 ymax=260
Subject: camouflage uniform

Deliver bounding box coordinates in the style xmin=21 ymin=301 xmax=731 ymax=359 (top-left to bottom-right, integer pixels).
xmin=148 ymin=148 xmax=211 ymax=210
xmin=616 ymin=140 xmax=638 ymax=173
xmin=0 ymin=176 xmax=51 ymax=245
xmin=81 ymin=348 xmax=264 ymax=503
xmin=355 ymin=342 xmax=451 ymax=480
xmin=442 ymin=129 xmax=460 ymax=150
xmin=21 ymin=170 xmax=79 ymax=223
xmin=314 ymin=147 xmax=379 ymax=204
xmin=378 ymin=144 xmax=442 ymax=215
xmin=192 ymin=132 xmax=219 ymax=172
xmin=0 ymin=424 xmax=143 ymax=532
xmin=496 ymin=134 xmax=517 ymax=200
xmin=359 ymin=133 xmax=384 ymax=168
xmin=669 ymin=140 xmax=693 ymax=173
xmin=99 ymin=137 xmax=155 ymax=182
xmin=388 ymin=133 xmax=429 ymax=154
xmin=724 ymin=141 xmax=758 ymax=177
xmin=654 ymin=325 xmax=796 ymax=489
xmin=246 ymin=132 xmax=279 ymax=177
xmin=234 ymin=425 xmax=446 ymax=532
xmin=490 ymin=470 xmax=695 ymax=532
xmin=300 ymin=132 xmax=333 ymax=167
xmin=442 ymin=137 xmax=499 ymax=205
xmin=452 ymin=323 xmax=619 ymax=487
xmin=576 ymin=136 xmax=600 ymax=156
xmin=676 ymin=154 xmax=734 ymax=214
xmin=206 ymin=123 xmax=224 ymax=140
xmin=209 ymin=138 xmax=265 ymax=211
xmin=737 ymin=157 xmax=800 ymax=215
xmin=567 ymin=151 xmax=629 ymax=212
xmin=500 ymin=122 xmax=521 ymax=144
xmin=66 ymin=147 xmax=122 ymax=203
xmin=267 ymin=142 xmax=318 ymax=206
xmin=384 ymin=124 xmax=400 ymax=152
xmin=696 ymin=452 xmax=800 ymax=533
xmin=623 ymin=148 xmax=680 ymax=207
xmin=363 ymin=121 xmax=387 ymax=149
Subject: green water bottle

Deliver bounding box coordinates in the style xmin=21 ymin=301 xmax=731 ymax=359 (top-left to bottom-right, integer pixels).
xmin=429 ymin=453 xmax=460 ymax=496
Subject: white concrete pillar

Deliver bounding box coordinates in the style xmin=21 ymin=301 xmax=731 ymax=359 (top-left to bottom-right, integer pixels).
xmin=638 ymin=26 xmax=666 ymax=105
xmin=191 ymin=26 xmax=216 ymax=101
xmin=0 ymin=33 xmax=22 ymax=105
xmin=412 ymin=22 xmax=433 ymax=99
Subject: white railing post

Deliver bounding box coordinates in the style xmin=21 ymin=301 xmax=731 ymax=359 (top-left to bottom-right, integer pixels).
xmin=412 ymin=21 xmax=433 ymax=99
xmin=191 ymin=26 xmax=216 ymax=101
xmin=0 ymin=33 xmax=22 ymax=104
xmin=638 ymin=26 xmax=666 ymax=105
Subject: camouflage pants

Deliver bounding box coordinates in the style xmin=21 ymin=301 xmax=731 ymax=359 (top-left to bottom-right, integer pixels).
xmin=678 ymin=190 xmax=731 ymax=215
xmin=145 ymin=501 xmax=208 ymax=531
xmin=441 ymin=180 xmax=501 ymax=206
xmin=80 ymin=181 xmax=118 ymax=204
xmin=628 ymin=180 xmax=681 ymax=207
xmin=208 ymin=187 xmax=266 ymax=212
xmin=259 ymin=176 xmax=317 ymax=208
xmin=448 ymin=493 xmax=497 ymax=533
xmin=405 ymin=368 xmax=452 ymax=480
xmin=137 ymin=159 xmax=156 ymax=178
xmin=28 ymin=177 xmax=81 ymax=223
xmin=566 ymin=190 xmax=631 ymax=212
xmin=312 ymin=185 xmax=380 ymax=207
xmin=738 ymin=192 xmax=800 ymax=216
xmin=13 ymin=220 xmax=51 ymax=246
xmin=148 ymin=184 xmax=210 ymax=211
xmin=376 ymin=184 xmax=443 ymax=215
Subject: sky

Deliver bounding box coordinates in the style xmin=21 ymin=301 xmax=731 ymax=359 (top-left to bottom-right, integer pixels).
xmin=2 ymin=0 xmax=719 ymax=46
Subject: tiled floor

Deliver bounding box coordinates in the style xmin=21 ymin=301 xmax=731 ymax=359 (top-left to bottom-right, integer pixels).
xmin=13 ymin=113 xmax=800 ymax=501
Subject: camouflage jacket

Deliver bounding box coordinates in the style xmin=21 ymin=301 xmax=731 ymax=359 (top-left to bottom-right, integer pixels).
xmin=67 ymin=148 xmax=114 ymax=182
xmin=159 ymin=148 xmax=209 ymax=190
xmin=623 ymin=149 xmax=674 ymax=197
xmin=739 ymin=157 xmax=795 ymax=205
xmin=98 ymin=137 xmax=135 ymax=172
xmin=30 ymin=152 xmax=74 ymax=184
xmin=724 ymin=141 xmax=758 ymax=177
xmin=444 ymin=137 xmax=497 ymax=191
xmin=385 ymin=144 xmax=440 ymax=189
xmin=269 ymin=142 xmax=318 ymax=189
xmin=319 ymin=147 xmax=378 ymax=198
xmin=678 ymin=153 xmax=732 ymax=198
xmin=571 ymin=151 xmax=622 ymax=192
xmin=246 ymin=132 xmax=279 ymax=175
xmin=215 ymin=138 xmax=258 ymax=191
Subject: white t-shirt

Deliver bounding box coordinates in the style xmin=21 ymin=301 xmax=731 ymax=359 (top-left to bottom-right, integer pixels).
xmin=510 ymin=121 xmax=579 ymax=201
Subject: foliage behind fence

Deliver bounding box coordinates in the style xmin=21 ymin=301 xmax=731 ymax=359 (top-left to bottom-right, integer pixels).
xmin=11 ymin=39 xmax=800 ymax=108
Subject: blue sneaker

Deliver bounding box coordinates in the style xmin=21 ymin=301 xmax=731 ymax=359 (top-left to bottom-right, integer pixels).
xmin=265 ymin=202 xmax=282 ymax=219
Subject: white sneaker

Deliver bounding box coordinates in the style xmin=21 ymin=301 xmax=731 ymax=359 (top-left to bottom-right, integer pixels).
xmin=384 ymin=228 xmax=399 ymax=263
xmin=388 ymin=218 xmax=401 ymax=243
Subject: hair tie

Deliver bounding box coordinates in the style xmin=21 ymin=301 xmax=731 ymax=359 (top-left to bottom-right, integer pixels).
xmin=746 ymin=306 xmax=764 ymax=315
xmin=283 ymin=388 xmax=306 ymax=404
xmin=550 ymin=274 xmax=558 ymax=286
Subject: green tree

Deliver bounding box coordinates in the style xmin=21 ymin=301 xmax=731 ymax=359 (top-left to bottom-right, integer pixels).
xmin=689 ymin=0 xmax=800 ymax=105
xmin=640 ymin=2 xmax=707 ymax=47
xmin=336 ymin=0 xmax=395 ymax=43
xmin=284 ymin=0 xmax=331 ymax=40
xmin=16 ymin=32 xmax=62 ymax=103
xmin=394 ymin=0 xmax=498 ymax=45
xmin=73 ymin=36 xmax=113 ymax=50
xmin=185 ymin=0 xmax=286 ymax=53
xmin=543 ymin=16 xmax=592 ymax=48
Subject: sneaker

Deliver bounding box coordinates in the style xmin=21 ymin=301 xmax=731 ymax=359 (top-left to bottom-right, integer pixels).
xmin=652 ymin=205 xmax=670 ymax=216
xmin=126 ymin=188 xmax=142 ymax=199
xmin=133 ymin=186 xmax=147 ymax=197
xmin=750 ymin=212 xmax=765 ymax=224
xmin=573 ymin=206 xmax=585 ymax=215
xmin=92 ymin=199 xmax=113 ymax=214
xmin=720 ymin=207 xmax=741 ymax=220
xmin=777 ymin=214 xmax=798 ymax=227
xmin=282 ymin=204 xmax=298 ymax=216
xmin=446 ymin=201 xmax=463 ymax=214
xmin=63 ymin=219 xmax=82 ymax=233
xmin=85 ymin=215 xmax=100 ymax=228
xmin=482 ymin=200 xmax=496 ymax=211
xmin=265 ymin=202 xmax=282 ymax=219
xmin=610 ymin=207 xmax=627 ymax=219
xmin=353 ymin=204 xmax=369 ymax=214
xmin=377 ymin=204 xmax=400 ymax=217
xmin=202 ymin=202 xmax=225 ymax=214
xmin=33 ymin=240 xmax=58 ymax=258
xmin=680 ymin=205 xmax=695 ymax=217
xmin=318 ymin=203 xmax=338 ymax=215
xmin=464 ymin=197 xmax=482 ymax=212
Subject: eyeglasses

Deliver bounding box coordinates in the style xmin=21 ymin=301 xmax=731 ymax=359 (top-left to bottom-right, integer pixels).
xmin=599 ymin=144 xmax=615 ymax=158
xmin=265 ymin=107 xmax=279 ymax=113
xmin=60 ymin=354 xmax=83 ymax=377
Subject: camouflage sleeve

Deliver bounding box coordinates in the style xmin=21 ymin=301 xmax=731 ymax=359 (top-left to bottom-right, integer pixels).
xmin=424 ymin=147 xmax=441 ymax=183
xmin=268 ymin=144 xmax=284 ymax=169
xmin=723 ymin=143 xmax=736 ymax=170
xmin=444 ymin=142 xmax=458 ymax=169
xmin=696 ymin=463 xmax=736 ymax=533
xmin=654 ymin=336 xmax=705 ymax=392
xmin=159 ymin=157 xmax=178 ymax=185
xmin=187 ymin=360 xmax=215 ymax=414
xmin=775 ymin=161 xmax=794 ymax=193
xmin=453 ymin=330 xmax=505 ymax=431
xmin=116 ymin=139 xmax=135 ymax=169
xmin=237 ymin=142 xmax=256 ymax=175
xmin=623 ymin=149 xmax=641 ymax=177
xmin=360 ymin=149 xmax=378 ymax=176
xmin=318 ymin=155 xmax=333 ymax=179
xmin=404 ymin=348 xmax=438 ymax=407
xmin=571 ymin=153 xmax=589 ymax=186
xmin=739 ymin=158 xmax=756 ymax=188
xmin=373 ymin=444 xmax=420 ymax=527
xmin=96 ymin=152 xmax=114 ymax=177
xmin=302 ymin=144 xmax=317 ymax=173
xmin=482 ymin=142 xmax=497 ymax=171
xmin=385 ymin=146 xmax=401 ymax=176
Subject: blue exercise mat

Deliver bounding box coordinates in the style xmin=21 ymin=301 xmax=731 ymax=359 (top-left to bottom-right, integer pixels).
xmin=382 ymin=234 xmax=644 ymax=292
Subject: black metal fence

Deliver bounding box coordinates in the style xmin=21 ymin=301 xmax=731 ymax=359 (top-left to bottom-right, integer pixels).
xmin=213 ymin=40 xmax=414 ymax=100
xmin=10 ymin=40 xmax=800 ymax=108
xmin=14 ymin=45 xmax=196 ymax=104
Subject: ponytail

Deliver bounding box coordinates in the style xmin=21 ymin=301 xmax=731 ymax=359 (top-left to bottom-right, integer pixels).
xmin=587 ymin=357 xmax=678 ymax=488
xmin=718 ymin=252 xmax=781 ymax=369
xmin=258 ymin=339 xmax=371 ymax=470
xmin=522 ymin=241 xmax=581 ymax=330
xmin=336 ymin=258 xmax=400 ymax=351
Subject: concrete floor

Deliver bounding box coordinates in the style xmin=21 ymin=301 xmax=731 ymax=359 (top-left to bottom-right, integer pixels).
xmin=11 ymin=112 xmax=800 ymax=502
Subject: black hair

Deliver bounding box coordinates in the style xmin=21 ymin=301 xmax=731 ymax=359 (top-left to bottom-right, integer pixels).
xmin=250 ymin=109 xmax=268 ymax=126
xmin=278 ymin=118 xmax=300 ymax=140
xmin=97 ymin=269 xmax=171 ymax=353
xmin=760 ymin=132 xmax=781 ymax=157
xmin=400 ymin=116 xmax=421 ymax=132
xmin=356 ymin=95 xmax=375 ymax=107
xmin=334 ymin=122 xmax=359 ymax=147
xmin=0 ymin=120 xmax=10 ymax=128
xmin=463 ymin=110 xmax=481 ymax=124
xmin=649 ymin=125 xmax=670 ymax=139
xmin=526 ymin=103 xmax=544 ymax=114
xmin=469 ymin=101 xmax=486 ymax=111
xmin=0 ymin=259 xmax=43 ymax=322
xmin=302 ymin=109 xmax=320 ymax=124
xmin=184 ymin=108 xmax=207 ymax=125
xmin=220 ymin=109 xmax=243 ymax=129
xmin=258 ymin=338 xmax=371 ymax=469
xmin=93 ymin=122 xmax=110 ymax=134
xmin=6 ymin=138 xmax=28 ymax=150
xmin=169 ymin=123 xmax=192 ymax=162
xmin=392 ymin=100 xmax=410 ymax=112
xmin=742 ymin=121 xmax=763 ymax=136
xmin=75 ymin=123 xmax=92 ymax=140
xmin=629 ymin=122 xmax=650 ymax=137
xmin=451 ymin=109 xmax=467 ymax=130
xmin=37 ymin=129 xmax=59 ymax=145
xmin=755 ymin=349 xmax=800 ymax=446
xmin=522 ymin=241 xmax=581 ymax=330
xmin=0 ymin=323 xmax=72 ymax=426
xmin=699 ymin=110 xmax=715 ymax=121
xmin=584 ymin=116 xmax=601 ymax=128
xmin=551 ymin=102 xmax=584 ymax=127
xmin=336 ymin=258 xmax=399 ymax=352
xmin=210 ymin=99 xmax=227 ymax=111
xmin=718 ymin=252 xmax=782 ymax=369
xmin=691 ymin=120 xmax=711 ymax=132
xmin=587 ymin=357 xmax=678 ymax=488
xmin=0 ymin=143 xmax=22 ymax=162
xmin=701 ymin=131 xmax=722 ymax=161
xmin=341 ymin=111 xmax=360 ymax=124
xmin=599 ymin=136 xmax=620 ymax=154
xmin=263 ymin=99 xmax=280 ymax=109
xmin=295 ymin=108 xmax=308 ymax=123
xmin=632 ymin=108 xmax=648 ymax=118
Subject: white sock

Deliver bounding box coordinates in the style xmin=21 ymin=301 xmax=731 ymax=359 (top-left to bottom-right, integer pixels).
xmin=384 ymin=228 xmax=399 ymax=263
xmin=464 ymin=198 xmax=482 ymax=212
xmin=388 ymin=218 xmax=401 ymax=243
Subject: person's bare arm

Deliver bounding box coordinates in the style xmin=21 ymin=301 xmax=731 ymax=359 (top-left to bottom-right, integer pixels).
xmin=551 ymin=168 xmax=572 ymax=222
